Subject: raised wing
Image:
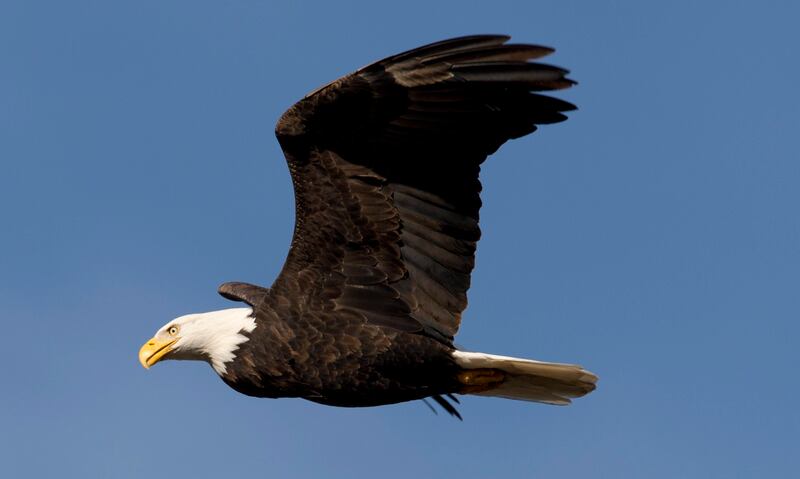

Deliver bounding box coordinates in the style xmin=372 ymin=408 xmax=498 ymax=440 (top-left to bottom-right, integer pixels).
xmin=221 ymin=35 xmax=575 ymax=344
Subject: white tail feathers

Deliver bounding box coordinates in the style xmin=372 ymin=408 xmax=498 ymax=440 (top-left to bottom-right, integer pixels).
xmin=452 ymin=351 xmax=598 ymax=405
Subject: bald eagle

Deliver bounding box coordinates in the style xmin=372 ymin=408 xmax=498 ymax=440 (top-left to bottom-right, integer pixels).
xmin=139 ymin=35 xmax=597 ymax=419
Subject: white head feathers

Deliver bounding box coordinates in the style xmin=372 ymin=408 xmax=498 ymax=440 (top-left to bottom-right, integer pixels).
xmin=152 ymin=307 xmax=257 ymax=374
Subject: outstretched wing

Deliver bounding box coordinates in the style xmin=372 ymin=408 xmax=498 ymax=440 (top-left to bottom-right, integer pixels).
xmin=222 ymin=35 xmax=575 ymax=344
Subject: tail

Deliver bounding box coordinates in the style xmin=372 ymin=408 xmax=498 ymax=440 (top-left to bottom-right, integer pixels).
xmin=452 ymin=351 xmax=598 ymax=405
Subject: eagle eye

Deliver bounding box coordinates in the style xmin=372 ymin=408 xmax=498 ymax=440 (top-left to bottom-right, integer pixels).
xmin=168 ymin=326 xmax=179 ymax=336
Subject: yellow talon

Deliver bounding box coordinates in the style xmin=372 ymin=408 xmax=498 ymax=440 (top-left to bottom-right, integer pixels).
xmin=457 ymin=368 xmax=505 ymax=393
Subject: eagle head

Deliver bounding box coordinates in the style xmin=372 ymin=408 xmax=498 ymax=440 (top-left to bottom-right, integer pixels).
xmin=138 ymin=307 xmax=256 ymax=374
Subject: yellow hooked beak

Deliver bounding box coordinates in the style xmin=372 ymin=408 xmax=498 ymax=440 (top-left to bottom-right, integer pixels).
xmin=138 ymin=337 xmax=177 ymax=369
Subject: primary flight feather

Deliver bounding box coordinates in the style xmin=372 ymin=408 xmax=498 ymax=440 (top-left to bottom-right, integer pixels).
xmin=139 ymin=35 xmax=597 ymax=419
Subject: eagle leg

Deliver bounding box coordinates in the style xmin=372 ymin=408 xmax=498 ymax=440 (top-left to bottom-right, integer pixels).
xmin=457 ymin=368 xmax=506 ymax=394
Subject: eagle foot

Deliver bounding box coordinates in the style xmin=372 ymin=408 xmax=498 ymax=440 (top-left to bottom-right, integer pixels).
xmin=457 ymin=368 xmax=506 ymax=393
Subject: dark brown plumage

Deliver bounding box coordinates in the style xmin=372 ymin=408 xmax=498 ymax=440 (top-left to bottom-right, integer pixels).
xmin=210 ymin=35 xmax=593 ymax=418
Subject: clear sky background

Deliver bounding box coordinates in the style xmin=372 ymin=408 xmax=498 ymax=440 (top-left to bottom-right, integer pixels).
xmin=1 ymin=1 xmax=798 ymax=478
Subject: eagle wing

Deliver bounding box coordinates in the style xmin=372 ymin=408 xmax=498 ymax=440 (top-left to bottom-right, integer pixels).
xmin=220 ymin=35 xmax=575 ymax=344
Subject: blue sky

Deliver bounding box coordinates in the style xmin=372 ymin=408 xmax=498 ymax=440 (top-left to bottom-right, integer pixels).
xmin=2 ymin=1 xmax=798 ymax=477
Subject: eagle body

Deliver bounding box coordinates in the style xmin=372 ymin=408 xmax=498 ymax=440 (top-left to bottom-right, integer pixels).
xmin=139 ymin=35 xmax=597 ymax=418
xmin=221 ymin=298 xmax=461 ymax=409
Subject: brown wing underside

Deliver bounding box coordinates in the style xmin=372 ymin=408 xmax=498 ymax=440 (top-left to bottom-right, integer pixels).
xmin=220 ymin=35 xmax=575 ymax=344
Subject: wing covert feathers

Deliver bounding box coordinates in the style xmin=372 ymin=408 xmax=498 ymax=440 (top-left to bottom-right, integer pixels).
xmin=237 ymin=35 xmax=575 ymax=344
